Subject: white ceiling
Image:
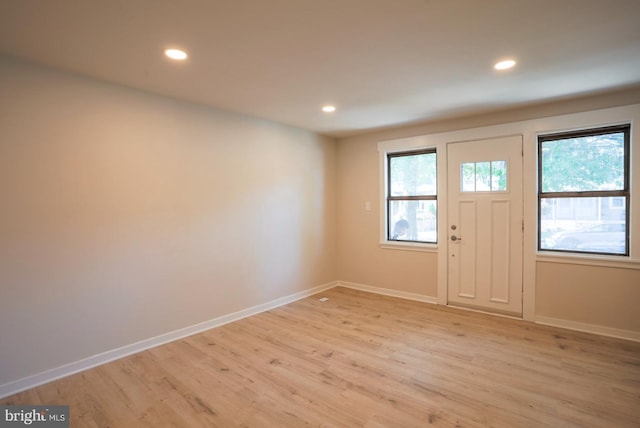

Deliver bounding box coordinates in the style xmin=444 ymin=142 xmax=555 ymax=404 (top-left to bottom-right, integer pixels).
xmin=1 ymin=0 xmax=640 ymax=137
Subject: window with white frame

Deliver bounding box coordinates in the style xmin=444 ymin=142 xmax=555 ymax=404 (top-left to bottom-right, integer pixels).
xmin=386 ymin=149 xmax=437 ymax=243
xmin=538 ymin=124 xmax=630 ymax=256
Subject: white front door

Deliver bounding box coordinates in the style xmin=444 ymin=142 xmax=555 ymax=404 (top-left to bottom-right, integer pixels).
xmin=447 ymin=135 xmax=523 ymax=316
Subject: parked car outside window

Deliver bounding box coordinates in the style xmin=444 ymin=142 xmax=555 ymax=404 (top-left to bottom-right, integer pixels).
xmin=544 ymin=222 xmax=625 ymax=254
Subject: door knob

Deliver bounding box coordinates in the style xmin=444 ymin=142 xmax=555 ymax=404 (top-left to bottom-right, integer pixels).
xmin=451 ymin=235 xmax=462 ymax=241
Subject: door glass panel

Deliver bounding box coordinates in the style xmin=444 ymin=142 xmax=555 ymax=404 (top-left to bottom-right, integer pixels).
xmin=460 ymin=160 xmax=508 ymax=192
xmin=475 ymin=162 xmax=491 ymax=190
xmin=461 ymin=163 xmax=475 ymax=192
xmin=491 ymin=161 xmax=507 ymax=191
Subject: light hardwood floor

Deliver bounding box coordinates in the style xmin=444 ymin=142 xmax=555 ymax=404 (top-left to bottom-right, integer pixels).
xmin=3 ymin=286 xmax=640 ymax=427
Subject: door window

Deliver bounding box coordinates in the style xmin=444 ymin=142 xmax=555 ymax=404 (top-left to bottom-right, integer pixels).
xmin=461 ymin=160 xmax=507 ymax=192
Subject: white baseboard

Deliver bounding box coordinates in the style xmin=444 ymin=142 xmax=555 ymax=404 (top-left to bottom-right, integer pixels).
xmin=5 ymin=281 xmax=636 ymax=399
xmin=0 ymin=281 xmax=338 ymax=399
xmin=336 ymin=281 xmax=438 ymax=304
xmin=535 ymin=315 xmax=640 ymax=343
xmin=337 ymin=281 xmax=640 ymax=343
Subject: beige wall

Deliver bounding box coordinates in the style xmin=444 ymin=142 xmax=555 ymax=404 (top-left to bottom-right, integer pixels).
xmin=337 ymin=138 xmax=437 ymax=295
xmin=537 ymin=262 xmax=640 ymax=332
xmin=0 ymin=57 xmax=337 ymax=386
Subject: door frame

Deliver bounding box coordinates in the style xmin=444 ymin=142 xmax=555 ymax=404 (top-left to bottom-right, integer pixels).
xmin=444 ymin=136 xmax=524 ymax=317
xmin=434 ymin=132 xmax=534 ymax=322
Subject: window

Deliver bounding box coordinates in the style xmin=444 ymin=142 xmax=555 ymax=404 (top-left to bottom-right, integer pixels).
xmin=538 ymin=124 xmax=630 ymax=256
xmin=386 ymin=149 xmax=437 ymax=243
xmin=461 ymin=160 xmax=507 ymax=192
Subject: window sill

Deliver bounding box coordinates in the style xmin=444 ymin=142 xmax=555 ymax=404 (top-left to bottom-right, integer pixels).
xmin=380 ymin=242 xmax=438 ymax=253
xmin=536 ymin=251 xmax=640 ymax=270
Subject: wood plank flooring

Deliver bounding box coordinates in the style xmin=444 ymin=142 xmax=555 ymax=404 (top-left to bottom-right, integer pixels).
xmin=2 ymin=286 xmax=640 ymax=427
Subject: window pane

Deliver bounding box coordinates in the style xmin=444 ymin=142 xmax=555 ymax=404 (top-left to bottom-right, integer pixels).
xmin=389 ymin=200 xmax=437 ymax=243
xmin=461 ymin=162 xmax=475 ymax=192
xmin=540 ymin=197 xmax=626 ymax=254
xmin=475 ymin=161 xmax=491 ymax=191
xmin=389 ymin=153 xmax=436 ymax=196
xmin=491 ymin=161 xmax=507 ymax=191
xmin=541 ymin=132 xmax=625 ymax=192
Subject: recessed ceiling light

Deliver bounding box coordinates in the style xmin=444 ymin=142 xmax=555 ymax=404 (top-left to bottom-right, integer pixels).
xmin=494 ymin=59 xmax=516 ymax=70
xmin=322 ymin=105 xmax=336 ymax=113
xmin=165 ymin=49 xmax=188 ymax=61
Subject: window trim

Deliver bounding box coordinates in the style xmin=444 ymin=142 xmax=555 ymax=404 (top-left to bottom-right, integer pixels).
xmin=537 ymin=123 xmax=631 ymax=256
